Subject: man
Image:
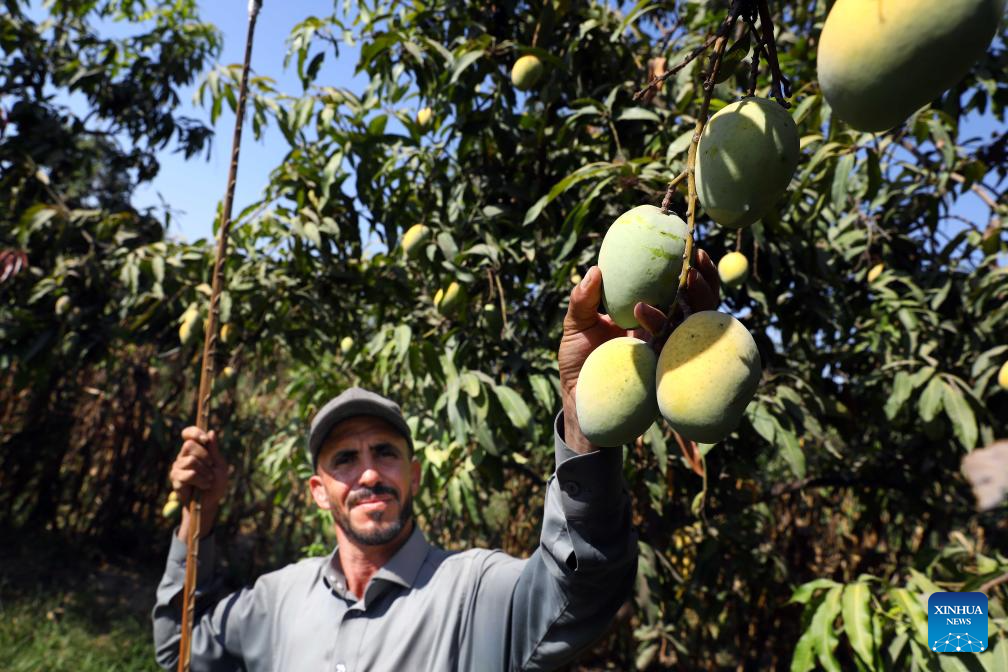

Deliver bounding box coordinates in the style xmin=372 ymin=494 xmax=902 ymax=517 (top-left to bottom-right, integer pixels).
xmin=153 ymin=253 xmax=720 ymax=671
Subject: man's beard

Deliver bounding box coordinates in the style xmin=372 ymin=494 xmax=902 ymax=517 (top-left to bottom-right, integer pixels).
xmin=333 ymin=484 xmax=414 ymax=546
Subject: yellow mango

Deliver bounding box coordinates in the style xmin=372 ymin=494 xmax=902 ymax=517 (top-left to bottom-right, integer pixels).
xmin=999 ymin=360 xmax=1008 ymax=390
xmin=695 ymin=98 xmax=800 ymax=228
xmin=598 ymin=205 xmax=688 ymax=329
xmin=718 ymin=252 xmax=749 ymax=289
xmin=340 ymin=336 xmax=354 ymax=353
xmin=867 ymin=263 xmax=884 ymax=283
xmin=576 ymin=337 xmax=659 ymax=446
xmin=178 ymin=304 xmax=201 ymax=345
xmin=416 ymin=106 xmax=433 ymax=127
xmin=511 ymin=55 xmax=544 ymax=91
xmin=402 ymin=223 xmax=431 ymax=259
xmin=817 ymin=0 xmax=1006 ymax=132
xmin=656 ymin=311 xmax=761 ymax=443
xmin=434 ymin=281 xmax=466 ymax=317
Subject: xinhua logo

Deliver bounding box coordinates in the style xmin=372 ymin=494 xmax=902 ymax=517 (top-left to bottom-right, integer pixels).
xmin=928 ymin=592 xmax=988 ymax=654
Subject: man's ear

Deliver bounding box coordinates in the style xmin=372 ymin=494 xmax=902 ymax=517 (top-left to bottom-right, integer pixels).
xmin=308 ymin=474 xmax=332 ymax=510
xmin=410 ymin=458 xmax=421 ymax=496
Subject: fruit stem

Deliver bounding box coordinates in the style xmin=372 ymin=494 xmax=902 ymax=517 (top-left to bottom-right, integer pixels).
xmin=659 ymin=170 xmax=688 ymax=214
xmin=756 ymin=0 xmax=789 ymax=106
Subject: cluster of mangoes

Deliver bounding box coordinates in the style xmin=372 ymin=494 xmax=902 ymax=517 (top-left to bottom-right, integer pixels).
xmin=575 ymin=93 xmax=801 ymax=447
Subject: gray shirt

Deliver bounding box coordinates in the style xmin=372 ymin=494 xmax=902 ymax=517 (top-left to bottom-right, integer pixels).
xmin=152 ymin=413 xmax=637 ymax=671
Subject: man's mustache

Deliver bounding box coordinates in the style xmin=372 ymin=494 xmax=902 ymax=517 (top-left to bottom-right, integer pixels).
xmin=347 ymin=483 xmax=399 ymax=507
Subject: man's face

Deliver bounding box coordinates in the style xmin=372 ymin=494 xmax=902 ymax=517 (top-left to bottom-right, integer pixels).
xmin=308 ymin=415 xmax=420 ymax=547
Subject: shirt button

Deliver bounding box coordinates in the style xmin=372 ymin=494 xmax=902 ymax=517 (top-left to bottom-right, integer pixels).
xmin=562 ymin=480 xmax=581 ymax=497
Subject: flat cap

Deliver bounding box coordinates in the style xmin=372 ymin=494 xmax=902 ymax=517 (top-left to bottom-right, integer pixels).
xmin=307 ymin=386 xmax=413 ymax=468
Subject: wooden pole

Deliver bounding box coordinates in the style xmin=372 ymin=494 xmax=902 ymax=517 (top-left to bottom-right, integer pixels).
xmin=178 ymin=1 xmax=261 ymax=669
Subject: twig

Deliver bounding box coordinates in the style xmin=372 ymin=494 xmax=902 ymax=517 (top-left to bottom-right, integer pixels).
xmin=494 ymin=271 xmax=509 ymax=332
xmin=659 ymin=170 xmax=688 ymax=214
xmin=979 ymin=571 xmax=1008 ymax=596
xmin=756 ymin=0 xmax=789 ymax=105
xmin=633 ymin=3 xmax=742 ymax=103
xmin=949 ymin=172 xmax=1002 ymax=212
xmin=735 ymin=229 xmax=743 ymax=252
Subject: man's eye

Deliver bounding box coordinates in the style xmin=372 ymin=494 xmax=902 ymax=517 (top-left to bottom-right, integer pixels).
xmin=333 ymin=454 xmax=352 ymax=465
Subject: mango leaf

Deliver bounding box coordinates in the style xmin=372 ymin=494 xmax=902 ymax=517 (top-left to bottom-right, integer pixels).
xmin=941 ymin=381 xmax=977 ymax=450
xmin=493 ymin=385 xmax=531 ymax=429
xmin=790 ymin=578 xmax=840 ymax=605
xmin=918 ymin=376 xmax=944 ymax=423
xmin=842 ymin=582 xmax=875 ymax=667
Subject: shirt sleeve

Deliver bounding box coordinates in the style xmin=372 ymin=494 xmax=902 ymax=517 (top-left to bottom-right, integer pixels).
xmin=152 ymin=531 xmax=271 ymax=671
xmin=472 ymin=410 xmax=638 ymax=672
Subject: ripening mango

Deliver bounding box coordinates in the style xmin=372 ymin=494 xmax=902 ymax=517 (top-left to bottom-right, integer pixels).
xmin=576 ymin=337 xmax=659 ymax=446
xmin=434 ymin=282 xmax=466 ymax=317
xmin=999 ymin=360 xmax=1008 ymax=390
xmin=220 ymin=323 xmax=233 ymax=344
xmin=162 ymin=491 xmax=181 ymax=519
xmin=511 ymin=54 xmax=543 ymax=91
xmin=718 ymin=252 xmax=749 ymax=289
xmin=178 ymin=304 xmax=201 ymax=345
xmin=598 ymin=205 xmax=688 ymax=329
xmin=656 ymin=311 xmax=761 ymax=443
xmin=417 ymin=106 xmax=433 ymax=127
xmin=695 ymin=98 xmax=799 ymax=229
xmin=817 ymin=0 xmax=1006 ymax=132
xmin=867 ymin=263 xmax=884 ymax=283
xmin=340 ymin=336 xmax=354 ymax=353
xmin=402 ymin=224 xmax=431 ymax=259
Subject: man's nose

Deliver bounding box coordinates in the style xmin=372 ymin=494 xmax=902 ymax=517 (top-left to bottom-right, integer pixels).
xmin=358 ymin=464 xmax=381 ymax=488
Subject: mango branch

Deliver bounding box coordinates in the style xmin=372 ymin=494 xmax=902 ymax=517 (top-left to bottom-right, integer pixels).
xmin=178 ymin=1 xmax=261 ymax=670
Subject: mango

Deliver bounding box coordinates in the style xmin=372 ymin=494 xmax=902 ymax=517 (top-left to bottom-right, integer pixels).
xmin=718 ymin=252 xmax=749 ymax=289
xmin=162 ymin=491 xmax=180 ymax=519
xmin=221 ymin=365 xmax=236 ymax=381
xmin=656 ymin=311 xmax=761 ymax=443
xmin=416 ymin=106 xmax=433 ymax=127
xmin=54 ymin=295 xmax=71 ymax=316
xmin=434 ymin=281 xmax=466 ymax=317
xmin=340 ymin=336 xmax=354 ymax=353
xmin=867 ymin=262 xmax=884 ymax=283
xmin=817 ymin=0 xmax=1006 ymax=132
xmin=576 ymin=337 xmax=659 ymax=446
xmin=483 ymin=303 xmax=503 ymax=332
xmin=402 ymin=223 xmax=431 ymax=259
xmin=695 ymin=98 xmax=799 ymax=228
xmin=999 ymin=360 xmax=1008 ymax=390
xmin=178 ymin=304 xmax=201 ymax=345
xmin=511 ymin=55 xmax=543 ymax=91
xmin=598 ymin=205 xmax=688 ymax=328
xmin=220 ymin=323 xmax=233 ymax=344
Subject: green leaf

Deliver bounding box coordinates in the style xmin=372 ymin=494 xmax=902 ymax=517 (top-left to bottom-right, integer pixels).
xmin=813 ymin=586 xmax=844 ymax=672
xmin=918 ymin=376 xmax=944 ymax=423
xmin=449 ymin=49 xmax=483 ymax=84
xmin=884 ymin=371 xmax=912 ymax=420
xmin=616 ymin=107 xmax=661 ymax=123
xmin=790 ymin=578 xmax=841 ymax=605
xmin=842 ymin=582 xmax=875 ymax=667
xmin=941 ymin=380 xmax=977 ymax=450
xmin=528 ymin=374 xmax=554 ymax=412
xmin=522 ymin=162 xmax=617 ymax=226
xmin=493 ymin=385 xmax=531 ymax=430
xmin=832 ymin=153 xmax=856 ymax=207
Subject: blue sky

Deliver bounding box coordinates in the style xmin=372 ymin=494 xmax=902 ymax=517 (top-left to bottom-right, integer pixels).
xmin=115 ymin=2 xmax=1002 ymax=245
xmin=132 ymin=0 xmax=367 ymax=243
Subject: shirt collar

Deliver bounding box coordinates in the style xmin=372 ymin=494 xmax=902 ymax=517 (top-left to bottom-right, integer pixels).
xmin=322 ymin=524 xmax=431 ymax=600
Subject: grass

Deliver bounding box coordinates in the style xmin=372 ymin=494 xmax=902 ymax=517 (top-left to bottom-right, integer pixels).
xmin=0 ymin=591 xmax=160 ymax=671
xmin=0 ymin=530 xmax=166 ymax=671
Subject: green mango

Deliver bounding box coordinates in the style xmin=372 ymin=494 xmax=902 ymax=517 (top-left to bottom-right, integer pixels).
xmin=817 ymin=0 xmax=1007 ymax=131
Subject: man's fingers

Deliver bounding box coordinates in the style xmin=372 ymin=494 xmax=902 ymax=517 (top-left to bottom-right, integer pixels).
xmin=693 ymin=248 xmax=720 ymax=303
xmin=181 ymin=440 xmax=210 ymax=462
xmin=563 ymin=266 xmax=603 ymax=333
xmin=685 ymin=267 xmax=717 ymax=313
xmin=633 ymin=302 xmax=667 ymax=337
